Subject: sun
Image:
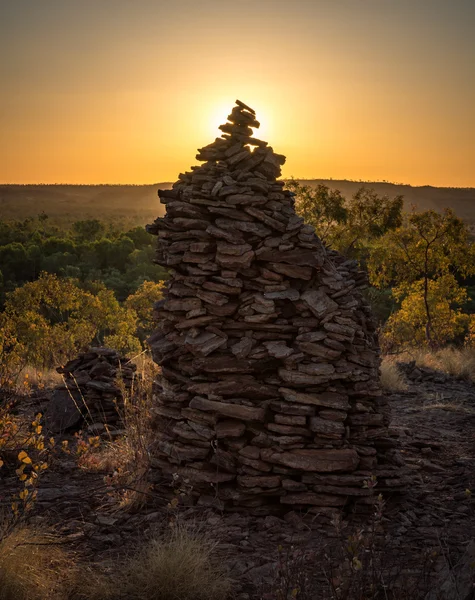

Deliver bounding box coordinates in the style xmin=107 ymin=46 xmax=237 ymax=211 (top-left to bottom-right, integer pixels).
xmin=207 ymin=102 xmax=270 ymax=141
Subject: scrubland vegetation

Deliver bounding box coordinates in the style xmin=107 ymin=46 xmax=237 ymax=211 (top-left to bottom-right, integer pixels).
xmin=0 ymin=215 xmax=167 ymax=302
xmin=288 ymin=180 xmax=475 ymax=349
xmin=0 ymin=523 xmax=231 ymax=600
xmin=0 ymin=215 xmax=166 ymax=385
xmin=0 ymin=524 xmax=76 ymax=600
xmin=2 ymin=181 xmax=475 ymax=599
xmin=2 ymin=181 xmax=475 ymax=384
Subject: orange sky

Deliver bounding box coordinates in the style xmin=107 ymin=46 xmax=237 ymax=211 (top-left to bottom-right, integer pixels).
xmin=0 ymin=0 xmax=474 ymax=187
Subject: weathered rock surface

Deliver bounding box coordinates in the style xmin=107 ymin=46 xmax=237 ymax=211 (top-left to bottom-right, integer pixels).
xmin=2 ymin=362 xmax=473 ymax=600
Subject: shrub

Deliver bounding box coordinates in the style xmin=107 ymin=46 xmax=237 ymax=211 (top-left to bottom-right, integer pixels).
xmin=125 ymin=280 xmax=164 ymax=341
xmin=117 ymin=524 xmax=231 ymax=600
xmin=380 ymin=358 xmax=408 ymax=392
xmin=75 ymin=353 xmax=157 ymax=512
xmin=1 ymin=272 xmax=141 ymax=371
xmin=0 ymin=408 xmax=51 ymax=521
xmin=0 ymin=524 xmax=75 ymax=600
xmin=380 ymin=275 xmax=469 ymax=352
xmin=410 ymin=347 xmax=475 ymax=382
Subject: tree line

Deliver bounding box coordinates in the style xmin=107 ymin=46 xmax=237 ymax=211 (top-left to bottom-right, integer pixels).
xmin=1 ymin=184 xmax=475 ymax=384
xmin=0 ymin=217 xmax=166 ymax=382
xmin=288 ymin=180 xmax=475 ymax=351
xmin=0 ymin=216 xmax=167 ymax=304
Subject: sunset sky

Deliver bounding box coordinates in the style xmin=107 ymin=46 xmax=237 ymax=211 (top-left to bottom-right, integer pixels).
xmin=1 ymin=0 xmax=474 ymax=187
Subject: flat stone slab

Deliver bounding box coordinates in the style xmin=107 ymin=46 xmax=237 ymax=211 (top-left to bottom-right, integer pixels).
xmin=45 ymin=389 xmax=85 ymax=433
xmin=261 ymin=449 xmax=359 ymax=472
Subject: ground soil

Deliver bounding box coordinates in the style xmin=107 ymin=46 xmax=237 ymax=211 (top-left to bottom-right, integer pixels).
xmin=2 ymin=363 xmax=475 ymax=599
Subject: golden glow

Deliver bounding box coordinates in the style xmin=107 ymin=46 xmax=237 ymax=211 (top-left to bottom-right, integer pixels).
xmin=0 ymin=1 xmax=474 ymax=187
xmin=207 ymin=101 xmax=271 ymax=141
xmin=208 ymin=104 xmax=234 ymax=138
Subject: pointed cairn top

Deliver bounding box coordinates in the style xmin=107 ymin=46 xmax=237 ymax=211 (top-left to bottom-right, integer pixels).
xmin=218 ymin=100 xmax=260 ymax=140
xmin=195 ymin=100 xmax=273 ymax=163
xmin=235 ymin=99 xmax=256 ymax=114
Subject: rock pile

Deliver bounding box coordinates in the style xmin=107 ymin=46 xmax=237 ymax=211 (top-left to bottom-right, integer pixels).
xmin=397 ymin=361 xmax=449 ymax=384
xmin=146 ymin=100 xmax=402 ymax=515
xmin=45 ymin=348 xmax=137 ymax=435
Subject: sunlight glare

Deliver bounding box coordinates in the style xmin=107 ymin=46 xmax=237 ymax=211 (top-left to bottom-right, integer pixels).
xmin=207 ymin=101 xmax=271 ymax=141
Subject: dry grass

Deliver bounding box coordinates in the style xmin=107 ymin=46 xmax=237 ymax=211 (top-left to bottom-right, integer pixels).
xmin=0 ymin=524 xmax=76 ymax=600
xmin=107 ymin=355 xmax=157 ymax=511
xmin=404 ymin=347 xmax=475 ymax=381
xmin=0 ymin=521 xmax=230 ymax=600
xmin=115 ymin=524 xmax=232 ymax=600
xmin=68 ymin=569 xmax=113 ymax=600
xmin=380 ymin=358 xmax=408 ymax=392
xmin=130 ymin=350 xmax=158 ymax=375
xmin=78 ymin=435 xmax=134 ymax=473
xmin=77 ymin=352 xmax=158 ymax=512
xmin=14 ymin=366 xmax=63 ymax=395
xmin=422 ymin=392 xmax=475 ymax=415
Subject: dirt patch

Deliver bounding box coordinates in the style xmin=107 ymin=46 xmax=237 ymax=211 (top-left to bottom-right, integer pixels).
xmin=2 ymin=365 xmax=475 ymax=598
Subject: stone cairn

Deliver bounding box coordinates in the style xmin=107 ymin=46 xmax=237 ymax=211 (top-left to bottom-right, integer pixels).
xmin=146 ymin=100 xmax=403 ymax=517
xmin=46 ymin=348 xmax=137 ymax=435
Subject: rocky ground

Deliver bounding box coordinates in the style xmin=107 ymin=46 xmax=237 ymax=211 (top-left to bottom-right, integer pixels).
xmin=2 ymin=363 xmax=475 ymax=599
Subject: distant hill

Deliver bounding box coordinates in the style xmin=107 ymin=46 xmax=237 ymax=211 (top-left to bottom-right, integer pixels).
xmin=299 ymin=180 xmax=475 ymax=225
xmin=1 ymin=181 xmax=474 ymax=226
xmin=0 ymin=184 xmax=171 ymax=226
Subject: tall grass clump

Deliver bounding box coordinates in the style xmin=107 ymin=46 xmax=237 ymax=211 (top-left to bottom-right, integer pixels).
xmin=410 ymin=347 xmax=475 ymax=381
xmin=117 ymin=524 xmax=231 ymax=600
xmin=432 ymin=347 xmax=475 ymax=380
xmin=75 ymin=351 xmax=157 ymax=511
xmin=380 ymin=358 xmax=408 ymax=392
xmin=0 ymin=524 xmax=76 ymax=600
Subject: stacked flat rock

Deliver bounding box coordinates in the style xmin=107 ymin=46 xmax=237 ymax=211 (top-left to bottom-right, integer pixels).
xmin=45 ymin=348 xmax=137 ymax=435
xmin=146 ymin=101 xmax=403 ymax=516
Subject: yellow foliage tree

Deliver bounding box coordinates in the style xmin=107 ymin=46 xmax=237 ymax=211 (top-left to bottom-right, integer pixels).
xmin=464 ymin=315 xmax=475 ymax=347
xmin=381 ymin=274 xmax=470 ymax=351
xmin=288 ymin=179 xmax=403 ymax=259
xmin=2 ymin=273 xmax=140 ymax=369
xmin=369 ymin=209 xmax=475 ymax=348
xmin=0 ymin=316 xmax=25 ymax=386
xmin=125 ymin=280 xmax=164 ymax=341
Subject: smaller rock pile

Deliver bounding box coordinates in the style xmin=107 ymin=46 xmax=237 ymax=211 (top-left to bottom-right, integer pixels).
xmin=397 ymin=361 xmax=449 ymax=384
xmin=45 ymin=348 xmax=137 ymax=434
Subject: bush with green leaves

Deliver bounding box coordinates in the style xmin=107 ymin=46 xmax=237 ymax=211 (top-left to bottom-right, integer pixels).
xmin=0 ymin=273 xmax=141 ymax=370
xmin=369 ymin=209 xmax=475 ymax=348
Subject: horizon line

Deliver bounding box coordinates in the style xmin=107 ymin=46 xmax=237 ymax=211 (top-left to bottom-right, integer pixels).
xmin=1 ymin=179 xmax=474 ymax=191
